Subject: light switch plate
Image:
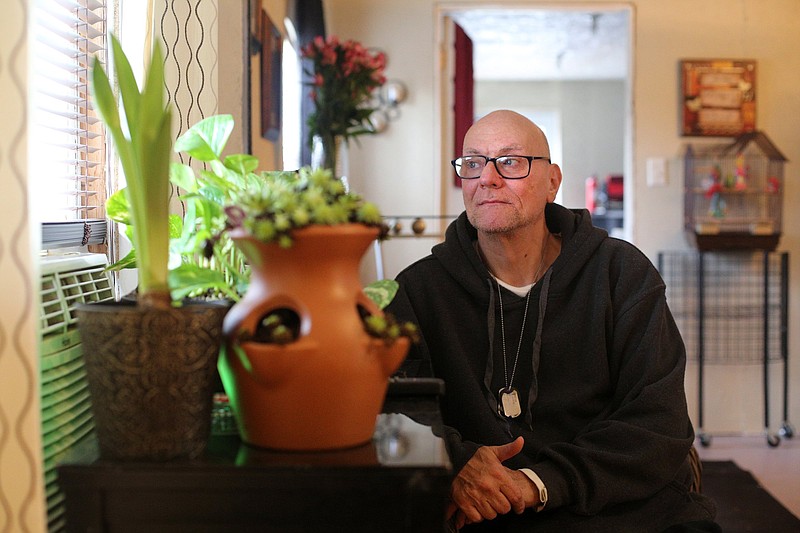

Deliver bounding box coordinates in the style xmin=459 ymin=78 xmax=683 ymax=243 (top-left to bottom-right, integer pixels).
xmin=647 ymin=157 xmax=667 ymax=187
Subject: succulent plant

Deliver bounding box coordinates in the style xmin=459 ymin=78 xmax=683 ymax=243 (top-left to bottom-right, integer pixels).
xmin=223 ymin=166 xmax=385 ymax=248
xmin=219 ymin=166 xmax=417 ymax=345
xmin=362 ymin=314 xmax=419 ymax=345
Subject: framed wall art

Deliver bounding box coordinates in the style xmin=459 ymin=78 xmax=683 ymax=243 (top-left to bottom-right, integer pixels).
xmin=680 ymin=59 xmax=756 ymax=137
xmin=250 ymin=0 xmax=263 ymax=52
xmin=260 ymin=11 xmax=282 ymax=142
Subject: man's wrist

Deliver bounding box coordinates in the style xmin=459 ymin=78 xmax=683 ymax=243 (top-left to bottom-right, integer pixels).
xmin=519 ymin=468 xmax=548 ymax=511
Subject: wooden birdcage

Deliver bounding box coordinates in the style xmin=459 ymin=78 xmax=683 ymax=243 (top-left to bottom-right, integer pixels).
xmin=683 ymin=131 xmax=787 ymax=251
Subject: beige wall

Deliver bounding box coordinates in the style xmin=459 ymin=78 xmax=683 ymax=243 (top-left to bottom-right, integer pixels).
xmin=327 ymin=0 xmax=800 ymax=435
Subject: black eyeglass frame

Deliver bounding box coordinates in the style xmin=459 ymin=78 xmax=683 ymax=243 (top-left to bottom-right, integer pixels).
xmin=451 ymin=155 xmax=551 ymax=180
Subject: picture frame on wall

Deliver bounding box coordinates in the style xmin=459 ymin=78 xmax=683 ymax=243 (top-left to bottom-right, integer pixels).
xmin=680 ymin=59 xmax=756 ymax=137
xmin=250 ymin=0 xmax=263 ymax=53
xmin=261 ymin=11 xmax=282 ymax=142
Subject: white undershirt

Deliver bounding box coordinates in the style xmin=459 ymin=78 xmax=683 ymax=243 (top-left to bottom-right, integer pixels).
xmin=491 ymin=274 xmax=534 ymax=297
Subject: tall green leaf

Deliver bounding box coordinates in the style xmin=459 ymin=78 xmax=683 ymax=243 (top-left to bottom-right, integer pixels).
xmin=109 ymin=35 xmax=141 ymax=145
xmin=91 ymin=35 xmax=173 ymax=304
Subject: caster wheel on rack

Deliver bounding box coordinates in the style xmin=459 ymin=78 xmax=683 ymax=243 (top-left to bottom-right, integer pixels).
xmin=779 ymin=422 xmax=794 ymax=439
xmin=698 ymin=433 xmax=712 ymax=447
xmin=767 ymin=433 xmax=781 ymax=447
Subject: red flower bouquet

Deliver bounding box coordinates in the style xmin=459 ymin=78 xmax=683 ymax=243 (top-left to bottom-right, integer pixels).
xmin=302 ymin=36 xmax=386 ymax=147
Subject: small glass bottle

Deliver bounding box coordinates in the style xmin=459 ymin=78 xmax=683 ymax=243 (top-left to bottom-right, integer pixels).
xmin=211 ymin=393 xmax=238 ymax=436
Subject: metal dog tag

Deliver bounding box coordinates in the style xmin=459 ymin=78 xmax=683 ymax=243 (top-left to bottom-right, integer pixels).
xmin=499 ymin=387 xmax=522 ymax=418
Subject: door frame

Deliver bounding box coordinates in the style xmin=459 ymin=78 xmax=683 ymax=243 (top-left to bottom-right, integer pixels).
xmin=433 ymin=2 xmax=636 ymax=241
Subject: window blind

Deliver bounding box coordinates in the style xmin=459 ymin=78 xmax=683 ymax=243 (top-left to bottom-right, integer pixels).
xmin=31 ymin=0 xmax=108 ymax=249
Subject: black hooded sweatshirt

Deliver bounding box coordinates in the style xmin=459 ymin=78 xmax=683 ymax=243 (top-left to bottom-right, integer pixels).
xmin=387 ymin=203 xmax=717 ymax=532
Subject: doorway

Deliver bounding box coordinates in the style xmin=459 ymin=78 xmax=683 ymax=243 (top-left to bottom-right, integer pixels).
xmin=436 ymin=4 xmax=634 ymax=239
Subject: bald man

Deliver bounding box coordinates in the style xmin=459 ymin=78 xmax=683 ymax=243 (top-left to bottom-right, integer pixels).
xmin=387 ymin=110 xmax=719 ymax=532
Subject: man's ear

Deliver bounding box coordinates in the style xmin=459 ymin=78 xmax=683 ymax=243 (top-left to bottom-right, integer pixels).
xmin=547 ymin=164 xmax=563 ymax=203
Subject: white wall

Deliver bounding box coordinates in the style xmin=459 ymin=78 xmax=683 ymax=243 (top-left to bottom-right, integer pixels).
xmin=327 ymin=0 xmax=800 ymax=436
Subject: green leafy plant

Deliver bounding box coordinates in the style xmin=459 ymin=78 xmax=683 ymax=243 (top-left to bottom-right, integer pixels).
xmin=168 ymin=114 xmax=259 ymax=301
xmin=104 ymin=114 xmax=254 ymax=302
xmin=91 ymin=35 xmax=172 ymax=308
xmin=362 ymin=279 xmax=401 ymax=309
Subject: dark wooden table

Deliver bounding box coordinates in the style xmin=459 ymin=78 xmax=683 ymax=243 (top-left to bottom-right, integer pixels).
xmin=57 ymin=378 xmax=452 ymax=532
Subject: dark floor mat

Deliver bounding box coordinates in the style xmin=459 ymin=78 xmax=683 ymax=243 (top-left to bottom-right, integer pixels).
xmin=701 ymin=460 xmax=800 ymax=533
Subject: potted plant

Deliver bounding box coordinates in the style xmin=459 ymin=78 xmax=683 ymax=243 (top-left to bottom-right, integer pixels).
xmin=218 ymin=167 xmax=417 ymax=451
xmin=103 ymin=113 xmax=249 ymax=302
xmin=75 ymin=35 xmax=228 ymax=461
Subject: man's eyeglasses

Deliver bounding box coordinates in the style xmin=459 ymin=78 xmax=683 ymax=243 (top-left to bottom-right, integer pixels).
xmin=451 ymin=155 xmax=551 ymax=180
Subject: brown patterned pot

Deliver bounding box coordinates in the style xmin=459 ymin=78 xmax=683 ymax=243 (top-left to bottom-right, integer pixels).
xmin=220 ymin=224 xmax=409 ymax=451
xmin=76 ymin=300 xmax=228 ymax=461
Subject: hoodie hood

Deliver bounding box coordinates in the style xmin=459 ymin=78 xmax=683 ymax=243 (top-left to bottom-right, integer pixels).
xmin=432 ymin=202 xmax=607 ymax=298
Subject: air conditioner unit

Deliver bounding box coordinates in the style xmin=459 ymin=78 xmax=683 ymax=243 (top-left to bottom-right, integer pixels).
xmin=39 ymin=252 xmax=114 ymax=533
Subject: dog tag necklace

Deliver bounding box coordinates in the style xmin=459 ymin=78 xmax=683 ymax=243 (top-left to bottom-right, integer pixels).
xmin=496 ymin=283 xmax=531 ymax=418
xmin=493 ymin=234 xmax=549 ymax=418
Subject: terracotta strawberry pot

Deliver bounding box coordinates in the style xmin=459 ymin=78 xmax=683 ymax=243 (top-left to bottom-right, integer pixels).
xmin=220 ymin=224 xmax=409 ymax=451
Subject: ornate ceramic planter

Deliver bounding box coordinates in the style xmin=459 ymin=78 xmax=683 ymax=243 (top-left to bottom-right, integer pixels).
xmin=76 ymin=300 xmax=229 ymax=461
xmin=220 ymin=224 xmax=409 ymax=451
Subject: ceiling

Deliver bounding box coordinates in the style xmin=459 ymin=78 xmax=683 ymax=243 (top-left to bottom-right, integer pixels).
xmin=451 ymin=9 xmax=630 ymax=81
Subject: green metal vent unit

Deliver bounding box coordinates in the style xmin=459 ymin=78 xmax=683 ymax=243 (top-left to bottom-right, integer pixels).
xmin=39 ymin=253 xmax=114 ymax=533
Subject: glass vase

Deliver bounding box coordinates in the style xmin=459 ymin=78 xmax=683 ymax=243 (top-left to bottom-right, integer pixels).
xmin=311 ymin=134 xmax=350 ymax=192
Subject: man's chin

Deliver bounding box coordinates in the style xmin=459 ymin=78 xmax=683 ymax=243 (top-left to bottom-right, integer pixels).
xmin=468 ymin=216 xmax=520 ymax=235
xmin=468 ymin=207 xmax=516 ymax=230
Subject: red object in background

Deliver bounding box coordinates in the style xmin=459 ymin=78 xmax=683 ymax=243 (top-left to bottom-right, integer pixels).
xmin=606 ymin=174 xmax=624 ymax=201
xmin=585 ymin=176 xmax=597 ymax=212
xmin=453 ymin=23 xmax=473 ymax=188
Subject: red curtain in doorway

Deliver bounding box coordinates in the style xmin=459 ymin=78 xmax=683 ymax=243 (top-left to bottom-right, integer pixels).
xmin=453 ymin=23 xmax=473 ymax=187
